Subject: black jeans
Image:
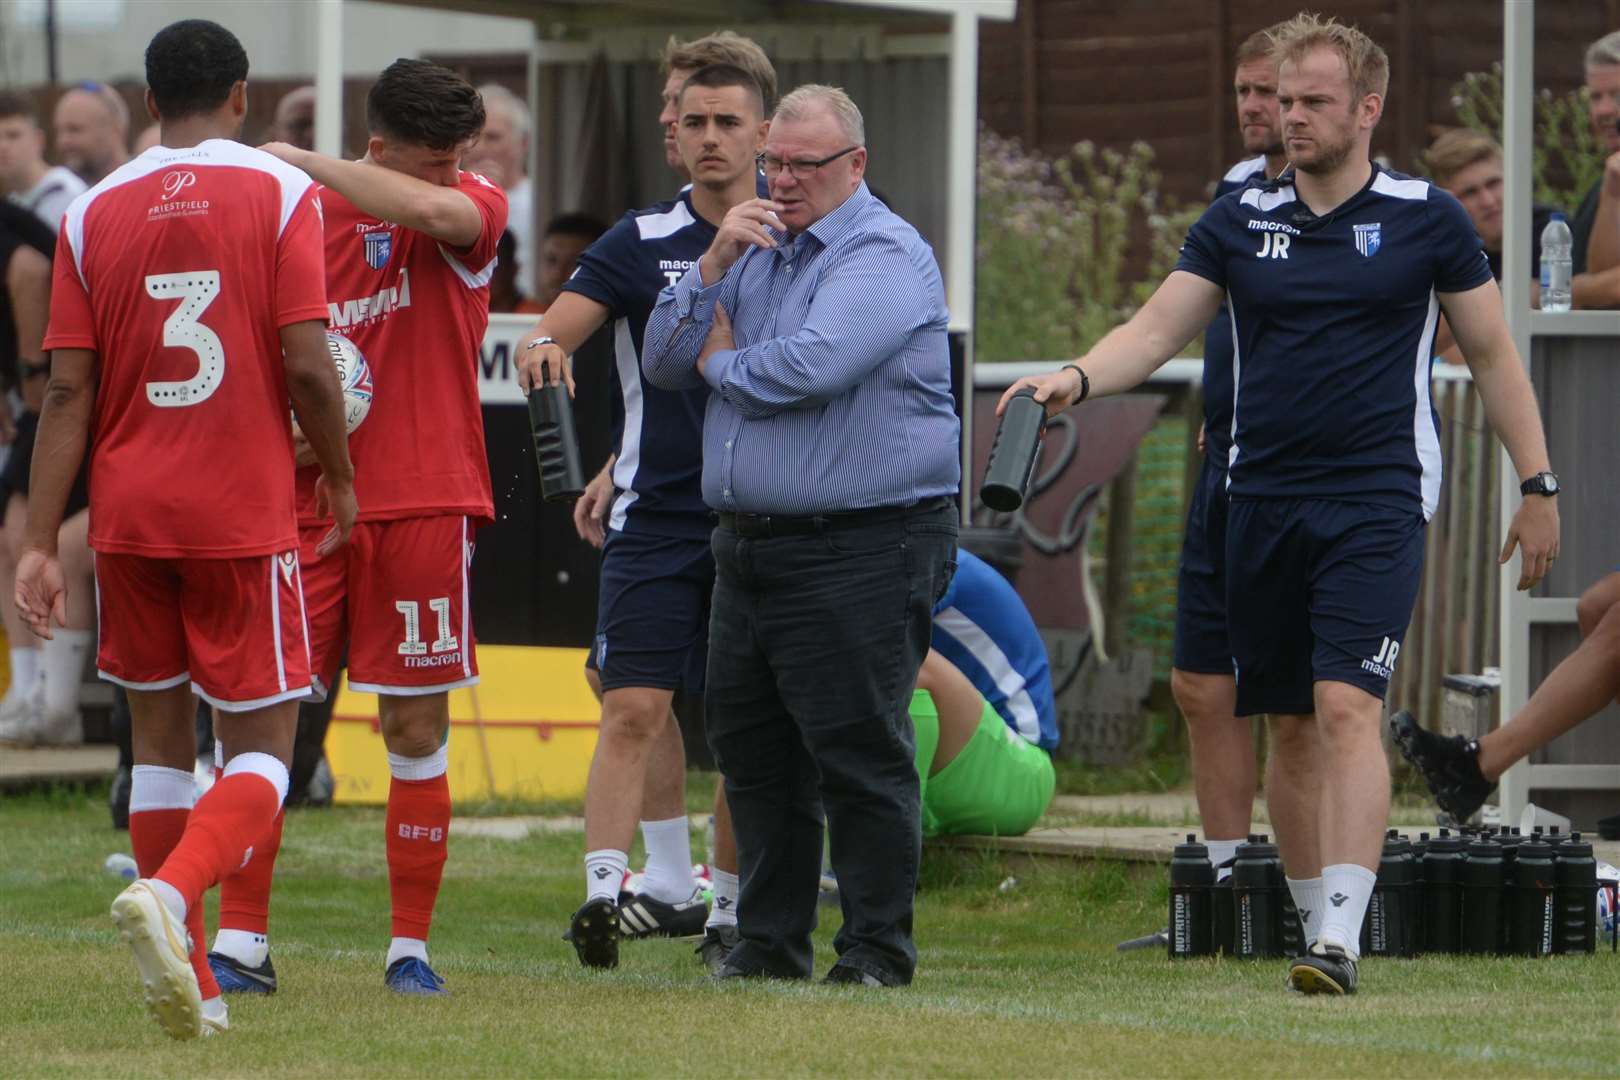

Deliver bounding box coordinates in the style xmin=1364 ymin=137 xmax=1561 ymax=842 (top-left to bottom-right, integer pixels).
xmin=705 ymin=500 xmax=957 ymax=984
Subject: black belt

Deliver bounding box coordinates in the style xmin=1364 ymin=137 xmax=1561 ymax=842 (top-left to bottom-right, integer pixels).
xmin=717 ymin=497 xmax=950 ymax=539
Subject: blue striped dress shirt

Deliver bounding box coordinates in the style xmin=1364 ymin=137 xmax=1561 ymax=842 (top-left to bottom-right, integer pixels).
xmin=641 ymin=182 xmax=961 ymax=515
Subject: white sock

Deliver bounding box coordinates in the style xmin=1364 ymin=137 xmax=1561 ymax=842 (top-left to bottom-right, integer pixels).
xmin=148 ymin=877 xmax=187 ymax=923
xmin=200 ymin=996 xmax=227 ymax=1023
xmin=386 ymin=936 xmax=428 ymax=968
xmin=211 ymin=928 xmax=268 ymax=967
xmin=7 ymin=646 xmax=39 ymax=696
xmin=637 ymin=817 xmax=696 ymax=903
xmin=1286 ymin=876 xmax=1325 ymax=947
xmin=40 ymin=628 xmax=91 ymax=716
xmin=706 ymin=869 xmax=739 ymax=928
xmin=1318 ymin=863 xmax=1377 ymax=959
xmin=1206 ymin=837 xmax=1242 ymax=880
xmin=585 ymin=848 xmax=629 ymax=905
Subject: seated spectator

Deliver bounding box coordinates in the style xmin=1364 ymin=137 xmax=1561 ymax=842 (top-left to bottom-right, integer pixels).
xmin=467 ymin=84 xmax=532 ymax=291
xmin=0 ymin=201 xmax=94 ymax=747
xmin=1571 ymin=30 xmax=1620 ymax=307
xmin=914 ymin=548 xmax=1058 ymax=837
xmin=1425 ymin=128 xmax=1558 ymax=362
xmin=488 ymin=229 xmax=543 ymax=315
xmin=0 ymin=91 xmax=86 ymax=227
xmin=52 ymin=81 xmax=129 ymax=185
xmin=534 ymin=212 xmax=607 ymax=311
xmin=264 ymin=85 xmax=315 ymax=150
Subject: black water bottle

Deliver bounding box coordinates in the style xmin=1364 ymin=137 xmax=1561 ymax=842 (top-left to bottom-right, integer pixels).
xmin=1511 ymin=836 xmax=1556 ymax=957
xmin=1232 ymin=835 xmax=1283 ymax=958
xmin=1497 ymin=827 xmax=1523 ymax=953
xmin=1553 ymin=832 xmax=1597 ymax=954
xmin=980 ymin=388 xmax=1047 ymax=512
xmin=1168 ymin=835 xmax=1215 ymax=958
xmin=1410 ymin=832 xmax=1430 ymax=953
xmin=1421 ymin=829 xmax=1465 ymax=954
xmin=1211 ymin=864 xmax=1236 ymax=956
xmin=526 ymin=364 xmax=587 ymax=503
xmin=1460 ymin=834 xmax=1505 ymax=954
xmin=1364 ymin=830 xmax=1416 ymax=957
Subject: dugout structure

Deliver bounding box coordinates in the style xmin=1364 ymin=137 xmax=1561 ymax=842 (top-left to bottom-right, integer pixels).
xmin=1499 ymin=0 xmax=1620 ymax=826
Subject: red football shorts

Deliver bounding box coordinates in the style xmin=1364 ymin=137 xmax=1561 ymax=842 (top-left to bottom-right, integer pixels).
xmin=95 ymin=550 xmax=312 ymax=711
xmin=301 ymin=515 xmax=478 ymax=699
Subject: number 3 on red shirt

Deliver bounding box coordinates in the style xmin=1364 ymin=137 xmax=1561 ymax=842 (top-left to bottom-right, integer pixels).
xmin=144 ymin=270 xmax=223 ymax=408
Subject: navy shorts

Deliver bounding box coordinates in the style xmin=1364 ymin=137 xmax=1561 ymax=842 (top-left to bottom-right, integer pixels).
xmin=1172 ymin=454 xmax=1232 ymax=674
xmin=584 ymin=528 xmax=714 ymax=693
xmin=1225 ymin=498 xmax=1424 ymax=717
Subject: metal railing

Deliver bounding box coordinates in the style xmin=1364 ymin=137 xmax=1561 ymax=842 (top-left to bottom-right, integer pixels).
xmin=975 ymin=361 xmax=1502 ymax=719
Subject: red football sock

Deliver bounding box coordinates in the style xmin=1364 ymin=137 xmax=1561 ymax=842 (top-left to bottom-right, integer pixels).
xmin=385 ymin=773 xmax=451 ymax=940
xmin=219 ymin=807 xmax=284 ymax=935
xmin=155 ymin=772 xmax=281 ymax=917
xmin=130 ymin=806 xmax=220 ymax=1000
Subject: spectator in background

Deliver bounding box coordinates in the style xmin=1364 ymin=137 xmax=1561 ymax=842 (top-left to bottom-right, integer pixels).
xmin=468 ymin=84 xmax=532 ymax=293
xmin=0 ymin=200 xmax=95 ymax=749
xmin=52 ymin=81 xmax=129 ymax=185
xmin=265 ymin=85 xmax=316 ymax=150
xmin=534 ymin=212 xmax=606 ymax=309
xmin=131 ymin=123 xmax=161 ymax=155
xmin=1425 ymin=128 xmax=1557 ymax=362
xmin=0 ymin=91 xmax=86 ymax=228
xmin=488 ymin=229 xmax=543 ymax=315
xmin=1571 ymin=30 xmax=1620 ymax=307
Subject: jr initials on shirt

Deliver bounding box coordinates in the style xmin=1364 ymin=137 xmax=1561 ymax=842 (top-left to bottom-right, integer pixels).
xmin=1256 ymin=231 xmax=1290 ymax=259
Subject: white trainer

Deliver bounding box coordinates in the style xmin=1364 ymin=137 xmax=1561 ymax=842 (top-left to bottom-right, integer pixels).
xmin=110 ymin=880 xmax=202 ymax=1040
xmin=0 ymin=684 xmax=43 ymax=745
xmin=200 ymin=997 xmax=229 ymax=1037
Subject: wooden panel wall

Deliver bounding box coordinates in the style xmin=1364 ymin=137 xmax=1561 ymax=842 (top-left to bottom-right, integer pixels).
xmin=980 ymin=0 xmax=1619 ymax=206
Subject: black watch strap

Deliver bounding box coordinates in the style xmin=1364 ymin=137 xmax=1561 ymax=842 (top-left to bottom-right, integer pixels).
xmin=1062 ymin=363 xmax=1090 ymax=402
xmin=1519 ymin=471 xmax=1559 ymax=496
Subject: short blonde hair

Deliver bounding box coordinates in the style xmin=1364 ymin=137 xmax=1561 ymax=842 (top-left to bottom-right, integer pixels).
xmin=1424 ymin=128 xmax=1501 ymax=188
xmin=774 ymin=84 xmax=864 ymax=146
xmin=661 ymin=31 xmax=777 ymax=112
xmin=1268 ymin=12 xmax=1390 ymax=103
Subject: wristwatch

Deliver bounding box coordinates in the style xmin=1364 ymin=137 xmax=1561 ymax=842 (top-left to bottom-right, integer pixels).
xmin=1520 ymin=471 xmax=1560 ymax=497
xmin=525 ymin=336 xmax=559 ymax=351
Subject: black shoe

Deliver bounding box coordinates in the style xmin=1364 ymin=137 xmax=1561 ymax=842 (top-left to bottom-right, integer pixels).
xmin=1390 ymin=710 xmax=1494 ymax=822
xmin=1289 ymin=941 xmax=1358 ymax=996
xmin=695 ymin=925 xmax=740 ymax=973
xmin=565 ymin=898 xmax=620 ymax=969
xmin=822 ymin=964 xmax=887 ymax=988
xmin=618 ymin=887 xmax=707 ymax=939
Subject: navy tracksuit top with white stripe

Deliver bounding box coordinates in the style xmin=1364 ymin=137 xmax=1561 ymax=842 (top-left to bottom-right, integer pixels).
xmin=1175 ymin=163 xmax=1492 ymax=522
xmin=561 ymin=190 xmax=716 ymax=539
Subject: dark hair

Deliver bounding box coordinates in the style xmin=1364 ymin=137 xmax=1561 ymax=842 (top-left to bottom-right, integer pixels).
xmin=661 ymin=31 xmax=778 ymax=112
xmin=144 ymin=20 xmax=248 ymax=121
xmin=544 ymin=212 xmax=608 ymax=242
xmin=679 ymin=63 xmax=766 ymax=118
xmin=366 ymin=59 xmax=484 ymax=151
xmin=0 ymin=90 xmax=36 ymax=125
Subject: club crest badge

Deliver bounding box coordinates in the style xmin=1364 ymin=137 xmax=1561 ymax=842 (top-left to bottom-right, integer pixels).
xmin=363 ymin=229 xmax=392 ymax=270
xmin=1353 ymin=222 xmax=1381 ymax=258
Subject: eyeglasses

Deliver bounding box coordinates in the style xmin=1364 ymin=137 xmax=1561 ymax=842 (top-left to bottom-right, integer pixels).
xmin=756 ymin=145 xmax=860 ymax=180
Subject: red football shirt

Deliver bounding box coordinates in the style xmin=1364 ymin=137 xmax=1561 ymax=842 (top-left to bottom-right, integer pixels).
xmin=296 ymin=171 xmax=506 ymax=526
xmin=43 ymin=140 xmax=327 ymax=558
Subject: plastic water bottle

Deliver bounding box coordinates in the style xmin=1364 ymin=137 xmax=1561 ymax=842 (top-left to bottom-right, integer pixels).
xmin=103 ymin=853 xmax=138 ymax=881
xmin=1540 ymin=212 xmax=1572 ymax=312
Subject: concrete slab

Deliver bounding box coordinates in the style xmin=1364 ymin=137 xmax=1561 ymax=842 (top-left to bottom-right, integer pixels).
xmin=0 ymin=744 xmax=117 ymax=787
